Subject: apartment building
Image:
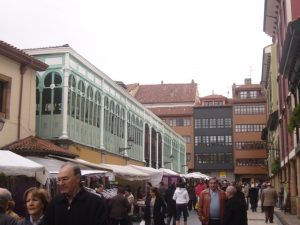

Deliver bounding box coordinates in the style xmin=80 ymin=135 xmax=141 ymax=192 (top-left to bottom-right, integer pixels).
xmin=232 ymin=78 xmax=268 ymax=183
xmin=263 ymin=0 xmax=300 ymax=216
xmin=128 ymin=81 xmax=199 ymax=171
xmin=194 ymin=94 xmax=234 ymax=180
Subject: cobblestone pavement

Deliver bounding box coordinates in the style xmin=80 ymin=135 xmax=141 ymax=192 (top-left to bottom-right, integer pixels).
xmin=133 ymin=209 xmax=284 ymax=225
xmin=247 ymin=209 xmax=282 ymax=225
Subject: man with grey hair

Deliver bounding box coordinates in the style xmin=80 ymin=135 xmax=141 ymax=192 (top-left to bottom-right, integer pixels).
xmin=0 ymin=188 xmax=17 ymax=225
xmin=44 ymin=163 xmax=107 ymax=225
xmin=222 ymin=185 xmax=247 ymax=225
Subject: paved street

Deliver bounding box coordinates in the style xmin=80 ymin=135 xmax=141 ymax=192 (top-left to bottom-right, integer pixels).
xmin=133 ymin=209 xmax=283 ymax=225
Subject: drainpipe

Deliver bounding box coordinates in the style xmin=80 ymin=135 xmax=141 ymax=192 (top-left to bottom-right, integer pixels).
xmin=18 ymin=64 xmax=27 ymax=140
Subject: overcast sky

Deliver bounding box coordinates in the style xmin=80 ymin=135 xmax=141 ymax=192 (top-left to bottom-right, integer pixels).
xmin=1 ymin=0 xmax=271 ymax=97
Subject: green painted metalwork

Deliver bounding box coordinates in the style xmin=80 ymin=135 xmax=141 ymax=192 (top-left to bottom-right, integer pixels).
xmin=29 ymin=47 xmax=186 ymax=168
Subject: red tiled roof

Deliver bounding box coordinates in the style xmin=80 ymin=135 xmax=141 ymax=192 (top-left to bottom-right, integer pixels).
xmin=1 ymin=136 xmax=76 ymax=158
xmin=201 ymin=94 xmax=227 ymax=99
xmin=126 ymin=83 xmax=140 ymax=93
xmin=0 ymin=40 xmax=48 ymax=71
xmin=134 ymin=83 xmax=198 ymax=104
xmin=149 ymin=107 xmax=193 ymax=116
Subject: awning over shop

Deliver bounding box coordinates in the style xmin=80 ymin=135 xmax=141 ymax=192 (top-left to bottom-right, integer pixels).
xmin=27 ymin=156 xmax=107 ymax=177
xmin=49 ymin=155 xmax=113 ymax=172
xmin=128 ymin=165 xmax=163 ymax=186
xmin=182 ymin=172 xmax=210 ymax=180
xmin=99 ymin=164 xmax=150 ymax=181
xmin=49 ymin=156 xmax=149 ymax=181
xmin=159 ymin=168 xmax=179 ymax=176
xmin=0 ymin=150 xmax=47 ymax=184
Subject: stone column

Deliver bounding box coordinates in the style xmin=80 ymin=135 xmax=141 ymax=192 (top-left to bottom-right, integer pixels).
xmin=149 ymin=126 xmax=152 ymax=167
xmin=156 ymin=132 xmax=159 ymax=169
xmin=60 ymin=53 xmax=70 ymax=139
xmin=100 ymin=93 xmax=105 ymax=149
xmin=142 ymin=122 xmax=146 ymax=163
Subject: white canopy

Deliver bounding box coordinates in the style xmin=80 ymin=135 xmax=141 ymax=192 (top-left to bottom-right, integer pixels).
xmin=27 ymin=156 xmax=107 ymax=177
xmin=128 ymin=165 xmax=163 ymax=187
xmin=48 ymin=155 xmax=114 ymax=180
xmin=182 ymin=172 xmax=210 ymax=180
xmin=0 ymin=150 xmax=47 ymax=184
xmin=159 ymin=168 xmax=180 ymax=176
xmin=99 ymin=163 xmax=150 ymax=181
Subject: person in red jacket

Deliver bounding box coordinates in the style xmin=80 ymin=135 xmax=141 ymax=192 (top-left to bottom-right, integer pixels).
xmin=195 ymin=179 xmax=207 ymax=199
xmin=198 ymin=177 xmax=226 ymax=225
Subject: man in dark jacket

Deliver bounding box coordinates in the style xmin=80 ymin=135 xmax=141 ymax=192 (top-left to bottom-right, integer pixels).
xmin=43 ymin=163 xmax=106 ymax=225
xmin=108 ymin=187 xmax=130 ymax=225
xmin=223 ymin=185 xmax=247 ymax=225
xmin=0 ymin=188 xmax=17 ymax=225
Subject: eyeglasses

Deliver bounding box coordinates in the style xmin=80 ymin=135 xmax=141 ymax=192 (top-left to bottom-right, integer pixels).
xmin=56 ymin=176 xmax=71 ymax=184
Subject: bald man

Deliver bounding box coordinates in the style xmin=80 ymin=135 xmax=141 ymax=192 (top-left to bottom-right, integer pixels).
xmin=0 ymin=188 xmax=17 ymax=225
xmin=222 ymin=186 xmax=247 ymax=225
xmin=44 ymin=163 xmax=107 ymax=225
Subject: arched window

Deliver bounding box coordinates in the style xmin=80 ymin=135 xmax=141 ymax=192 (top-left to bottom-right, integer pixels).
xmin=116 ymin=105 xmax=120 ymax=137
xmin=139 ymin=120 xmax=143 ymax=146
xmin=68 ymin=75 xmax=76 ymax=117
xmin=86 ymin=86 xmax=93 ymax=125
xmin=77 ymin=80 xmax=85 ymax=121
xmin=42 ymin=71 xmax=62 ymax=115
xmin=109 ymin=101 xmax=115 ymax=134
xmin=120 ymin=108 xmax=125 ymax=138
xmin=36 ymin=77 xmax=40 ymax=115
xmin=127 ymin=112 xmax=131 ymax=140
xmin=135 ymin=117 xmax=139 ymax=145
xmin=104 ymin=97 xmax=109 ymax=131
xmin=94 ymin=91 xmax=101 ymax=128
xmin=131 ymin=114 xmax=135 ymax=143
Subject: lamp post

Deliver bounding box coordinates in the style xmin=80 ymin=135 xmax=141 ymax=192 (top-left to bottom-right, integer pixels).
xmin=0 ymin=118 xmax=5 ymax=131
xmin=119 ymin=137 xmax=134 ymax=157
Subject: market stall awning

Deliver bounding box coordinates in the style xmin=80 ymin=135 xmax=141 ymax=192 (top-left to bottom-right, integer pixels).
xmin=99 ymin=164 xmax=150 ymax=181
xmin=182 ymin=172 xmax=210 ymax=180
xmin=27 ymin=156 xmax=107 ymax=177
xmin=0 ymin=150 xmax=47 ymax=184
xmin=49 ymin=155 xmax=113 ymax=172
xmin=159 ymin=168 xmax=179 ymax=176
xmin=128 ymin=165 xmax=163 ymax=186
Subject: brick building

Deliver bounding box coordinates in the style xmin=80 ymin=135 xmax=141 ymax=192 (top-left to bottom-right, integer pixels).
xmin=232 ymin=78 xmax=268 ymax=183
xmin=128 ymin=81 xmax=199 ymax=171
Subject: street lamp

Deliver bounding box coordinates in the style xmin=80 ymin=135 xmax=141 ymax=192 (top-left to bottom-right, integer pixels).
xmin=119 ymin=137 xmax=134 ymax=153
xmin=0 ymin=118 xmax=5 ymax=131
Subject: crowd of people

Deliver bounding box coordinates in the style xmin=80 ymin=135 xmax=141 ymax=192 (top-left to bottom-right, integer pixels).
xmin=0 ymin=164 xmax=279 ymax=225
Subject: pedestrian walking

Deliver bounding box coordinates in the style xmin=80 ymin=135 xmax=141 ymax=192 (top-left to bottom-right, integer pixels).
xmin=165 ymin=183 xmax=176 ymax=225
xmin=222 ymin=185 xmax=247 ymax=225
xmin=0 ymin=187 xmax=18 ymax=225
xmin=261 ymin=183 xmax=278 ymax=223
xmin=144 ymin=187 xmax=166 ymax=225
xmin=173 ymin=182 xmax=189 ymax=225
xmin=43 ymin=163 xmax=107 ymax=225
xmin=125 ymin=187 xmax=135 ymax=225
xmin=198 ymin=177 xmax=226 ymax=225
xmin=18 ymin=187 xmax=50 ymax=225
xmin=248 ymin=184 xmax=259 ymax=212
xmin=158 ymin=181 xmax=167 ymax=201
xmin=109 ymin=186 xmax=130 ymax=225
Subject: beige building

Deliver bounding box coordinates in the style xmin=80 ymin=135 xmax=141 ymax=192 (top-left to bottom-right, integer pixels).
xmin=0 ymin=41 xmax=48 ymax=147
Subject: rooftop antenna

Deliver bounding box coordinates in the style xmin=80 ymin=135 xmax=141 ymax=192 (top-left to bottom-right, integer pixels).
xmin=249 ymin=66 xmax=253 ymax=78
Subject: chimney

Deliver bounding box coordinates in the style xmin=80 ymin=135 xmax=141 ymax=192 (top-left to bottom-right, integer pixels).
xmin=244 ymin=78 xmax=251 ymax=85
